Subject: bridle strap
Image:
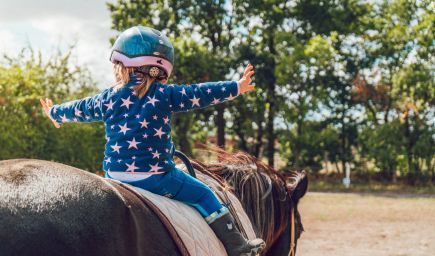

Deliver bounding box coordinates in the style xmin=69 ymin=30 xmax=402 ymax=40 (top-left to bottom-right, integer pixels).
xmin=288 ymin=207 xmax=295 ymax=256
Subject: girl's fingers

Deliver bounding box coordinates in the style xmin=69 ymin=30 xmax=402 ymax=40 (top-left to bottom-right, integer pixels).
xmin=40 ymin=99 xmax=48 ymax=110
xmin=52 ymin=120 xmax=60 ymax=128
xmin=243 ymin=64 xmax=253 ymax=76
xmin=246 ymin=70 xmax=255 ymax=78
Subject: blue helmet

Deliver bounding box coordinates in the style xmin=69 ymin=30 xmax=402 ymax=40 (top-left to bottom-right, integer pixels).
xmin=110 ymin=26 xmax=174 ymax=78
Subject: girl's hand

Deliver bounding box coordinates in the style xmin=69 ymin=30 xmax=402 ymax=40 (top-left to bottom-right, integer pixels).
xmin=238 ymin=63 xmax=255 ymax=94
xmin=40 ymin=98 xmax=60 ymax=128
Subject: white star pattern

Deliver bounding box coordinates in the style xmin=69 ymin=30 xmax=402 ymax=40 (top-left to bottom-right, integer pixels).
xmin=105 ymin=157 xmax=111 ymax=164
xmin=153 ymin=115 xmax=158 ymax=120
xmin=74 ymin=108 xmax=82 ymax=117
xmin=225 ymin=93 xmax=237 ymax=101
xmin=179 ymin=103 xmax=185 ymax=108
xmin=190 ymin=96 xmax=201 ymax=107
xmin=206 ymin=88 xmax=212 ymax=94
xmin=159 ymin=87 xmax=165 ymax=93
xmin=180 ymin=88 xmax=187 ymax=96
xmin=111 ymin=143 xmax=122 ymax=154
xmin=212 ymin=98 xmax=221 ymax=104
xmin=149 ymin=163 xmax=163 ymax=173
xmin=127 ymin=137 xmax=141 ymax=149
xmin=146 ymin=96 xmax=160 ymax=106
xmin=104 ymin=99 xmax=114 ymax=110
xmin=154 ymin=127 xmax=166 ymax=139
xmin=126 ymin=161 xmax=139 ymax=172
xmin=163 ymin=116 xmax=170 ymax=124
xmin=118 ymin=123 xmax=131 ymax=135
xmin=142 ymin=133 xmax=149 ymax=139
xmin=60 ymin=114 xmax=69 ymax=123
xmin=139 ymin=118 xmax=149 ymax=128
xmin=152 ymin=150 xmax=161 ymax=159
xmin=120 ymin=96 xmax=134 ymax=109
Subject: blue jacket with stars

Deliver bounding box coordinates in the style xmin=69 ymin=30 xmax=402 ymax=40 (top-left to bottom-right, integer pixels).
xmin=49 ymin=75 xmax=239 ymax=181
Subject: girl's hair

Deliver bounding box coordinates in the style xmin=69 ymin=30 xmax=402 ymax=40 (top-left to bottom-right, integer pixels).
xmin=113 ymin=62 xmax=160 ymax=98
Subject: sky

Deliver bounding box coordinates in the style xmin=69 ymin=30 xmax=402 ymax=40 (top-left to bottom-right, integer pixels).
xmin=0 ymin=0 xmax=117 ymax=87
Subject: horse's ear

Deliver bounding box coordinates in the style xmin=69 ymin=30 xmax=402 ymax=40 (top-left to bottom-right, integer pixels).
xmin=288 ymin=170 xmax=308 ymax=204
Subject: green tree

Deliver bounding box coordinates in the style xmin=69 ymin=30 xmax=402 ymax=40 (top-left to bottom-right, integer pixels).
xmin=0 ymin=48 xmax=105 ymax=172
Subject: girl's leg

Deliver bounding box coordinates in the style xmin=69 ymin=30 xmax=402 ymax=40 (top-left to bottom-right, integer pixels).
xmin=112 ymin=169 xmax=265 ymax=256
xmin=153 ymin=168 xmax=227 ymax=221
xmin=154 ymin=169 xmax=265 ymax=256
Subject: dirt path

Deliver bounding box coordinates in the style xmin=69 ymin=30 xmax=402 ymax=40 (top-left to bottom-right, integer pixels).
xmin=297 ymin=192 xmax=435 ymax=256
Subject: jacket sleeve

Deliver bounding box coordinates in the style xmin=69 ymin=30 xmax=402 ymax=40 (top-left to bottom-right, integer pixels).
xmin=49 ymin=88 xmax=112 ymax=124
xmin=164 ymin=80 xmax=240 ymax=113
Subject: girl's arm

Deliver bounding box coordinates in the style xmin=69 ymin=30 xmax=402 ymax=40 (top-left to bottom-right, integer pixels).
xmin=40 ymin=89 xmax=112 ymax=126
xmin=164 ymin=64 xmax=255 ymax=113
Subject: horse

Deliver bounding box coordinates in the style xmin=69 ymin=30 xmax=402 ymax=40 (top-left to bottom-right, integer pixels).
xmin=0 ymin=151 xmax=307 ymax=256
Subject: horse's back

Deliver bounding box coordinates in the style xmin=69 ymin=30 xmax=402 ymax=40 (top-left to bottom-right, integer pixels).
xmin=0 ymin=159 xmax=180 ymax=256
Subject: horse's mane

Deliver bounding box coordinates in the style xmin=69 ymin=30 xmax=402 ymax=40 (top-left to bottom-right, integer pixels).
xmin=190 ymin=147 xmax=304 ymax=250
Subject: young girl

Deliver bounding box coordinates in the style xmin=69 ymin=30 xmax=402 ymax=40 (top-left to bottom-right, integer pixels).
xmin=40 ymin=25 xmax=265 ymax=256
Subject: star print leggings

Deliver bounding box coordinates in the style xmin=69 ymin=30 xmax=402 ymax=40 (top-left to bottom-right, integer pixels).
xmin=105 ymin=168 xmax=228 ymax=222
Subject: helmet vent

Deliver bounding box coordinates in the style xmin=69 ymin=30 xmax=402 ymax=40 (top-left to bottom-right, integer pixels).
xmin=151 ymin=28 xmax=162 ymax=36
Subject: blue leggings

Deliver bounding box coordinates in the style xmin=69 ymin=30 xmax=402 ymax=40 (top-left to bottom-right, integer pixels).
xmin=106 ymin=169 xmax=226 ymax=219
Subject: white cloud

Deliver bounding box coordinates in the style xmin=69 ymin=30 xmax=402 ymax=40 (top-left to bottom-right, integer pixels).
xmin=0 ymin=0 xmax=117 ymax=87
xmin=0 ymin=29 xmax=21 ymax=54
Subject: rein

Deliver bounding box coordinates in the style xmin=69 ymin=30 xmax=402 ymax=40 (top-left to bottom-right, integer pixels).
xmin=288 ymin=207 xmax=295 ymax=256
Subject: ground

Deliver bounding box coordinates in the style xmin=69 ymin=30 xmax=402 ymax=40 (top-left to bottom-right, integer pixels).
xmin=297 ymin=192 xmax=435 ymax=256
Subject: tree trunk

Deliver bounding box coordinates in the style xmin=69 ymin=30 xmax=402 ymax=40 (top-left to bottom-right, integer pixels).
xmin=404 ymin=115 xmax=417 ymax=183
xmin=266 ymin=31 xmax=276 ymax=167
xmin=233 ymin=116 xmax=248 ymax=152
xmin=216 ymin=105 xmax=225 ymax=148
xmin=253 ymin=110 xmax=264 ymax=158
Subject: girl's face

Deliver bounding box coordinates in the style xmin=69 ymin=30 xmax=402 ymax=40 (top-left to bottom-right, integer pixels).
xmin=160 ymin=78 xmax=168 ymax=84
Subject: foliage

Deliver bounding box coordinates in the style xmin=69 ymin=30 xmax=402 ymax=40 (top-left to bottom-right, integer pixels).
xmin=0 ymin=48 xmax=105 ymax=171
xmin=1 ymin=0 xmax=433 ymax=186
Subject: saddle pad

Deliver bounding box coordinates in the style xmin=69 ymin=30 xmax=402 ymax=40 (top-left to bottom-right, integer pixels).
xmin=129 ymin=169 xmax=257 ymax=256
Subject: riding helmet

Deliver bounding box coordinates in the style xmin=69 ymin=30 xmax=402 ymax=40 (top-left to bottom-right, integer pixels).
xmin=110 ymin=25 xmax=174 ymax=79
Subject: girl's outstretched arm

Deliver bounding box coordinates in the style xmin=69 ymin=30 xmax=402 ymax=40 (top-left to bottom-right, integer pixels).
xmin=164 ymin=64 xmax=255 ymax=112
xmin=40 ymin=88 xmax=112 ymax=127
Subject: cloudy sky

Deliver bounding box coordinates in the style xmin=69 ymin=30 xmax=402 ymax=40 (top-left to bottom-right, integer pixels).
xmin=0 ymin=0 xmax=117 ymax=87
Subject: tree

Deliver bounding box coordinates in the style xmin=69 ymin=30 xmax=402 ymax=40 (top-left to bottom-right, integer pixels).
xmin=0 ymin=48 xmax=105 ymax=172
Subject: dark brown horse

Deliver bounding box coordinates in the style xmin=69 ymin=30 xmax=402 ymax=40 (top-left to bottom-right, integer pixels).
xmin=0 ymin=152 xmax=307 ymax=256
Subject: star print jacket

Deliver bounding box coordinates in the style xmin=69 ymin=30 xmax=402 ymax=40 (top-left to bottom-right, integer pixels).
xmin=49 ymin=75 xmax=240 ymax=181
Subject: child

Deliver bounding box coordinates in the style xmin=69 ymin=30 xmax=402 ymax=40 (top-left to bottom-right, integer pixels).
xmin=40 ymin=26 xmax=265 ymax=256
